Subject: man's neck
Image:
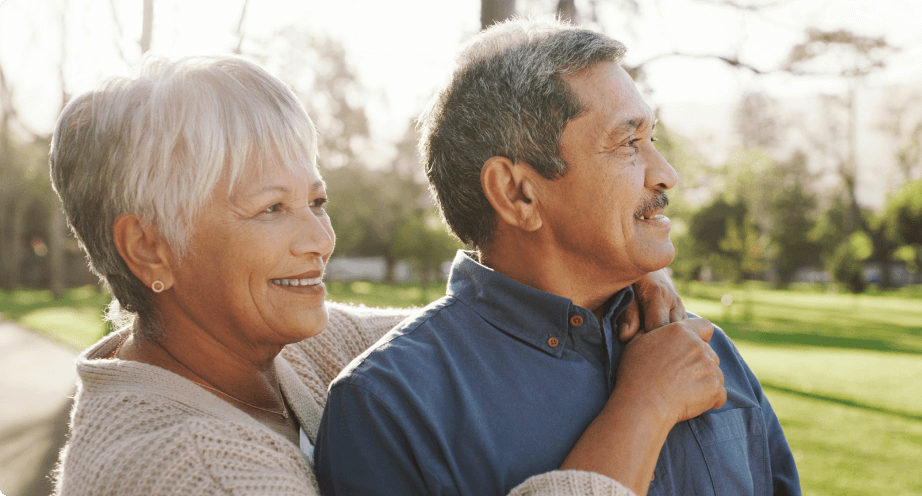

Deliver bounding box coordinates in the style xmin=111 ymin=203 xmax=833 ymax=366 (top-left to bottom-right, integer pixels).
xmin=478 ymin=237 xmax=634 ymax=318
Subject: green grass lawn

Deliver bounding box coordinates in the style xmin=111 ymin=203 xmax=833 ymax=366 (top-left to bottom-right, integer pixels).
xmin=0 ymin=285 xmax=111 ymax=349
xmin=2 ymin=280 xmax=921 ymax=495
xmin=681 ymin=282 xmax=922 ymax=495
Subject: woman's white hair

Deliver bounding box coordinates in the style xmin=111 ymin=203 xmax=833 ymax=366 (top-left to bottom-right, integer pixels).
xmin=50 ymin=55 xmax=318 ymax=335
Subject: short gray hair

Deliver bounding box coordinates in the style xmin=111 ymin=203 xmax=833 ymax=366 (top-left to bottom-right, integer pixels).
xmin=50 ymin=55 xmax=318 ymax=332
xmin=418 ymin=18 xmax=626 ymax=249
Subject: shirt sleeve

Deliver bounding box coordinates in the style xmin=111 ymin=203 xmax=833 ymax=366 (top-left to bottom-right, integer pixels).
xmin=726 ymin=336 xmax=802 ymax=496
xmin=314 ymin=382 xmax=447 ymax=496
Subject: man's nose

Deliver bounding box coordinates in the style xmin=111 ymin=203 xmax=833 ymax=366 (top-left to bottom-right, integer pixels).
xmin=644 ymin=148 xmax=678 ymax=190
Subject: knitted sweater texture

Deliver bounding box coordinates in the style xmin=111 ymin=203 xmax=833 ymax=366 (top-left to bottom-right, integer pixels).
xmin=53 ymin=302 xmax=635 ymax=496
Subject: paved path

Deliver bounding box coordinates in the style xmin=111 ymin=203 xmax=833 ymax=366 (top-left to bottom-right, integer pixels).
xmin=0 ymin=320 xmax=79 ymax=496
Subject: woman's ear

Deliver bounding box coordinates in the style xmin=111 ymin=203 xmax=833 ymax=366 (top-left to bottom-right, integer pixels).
xmin=481 ymin=156 xmax=542 ymax=232
xmin=112 ymin=214 xmax=175 ymax=292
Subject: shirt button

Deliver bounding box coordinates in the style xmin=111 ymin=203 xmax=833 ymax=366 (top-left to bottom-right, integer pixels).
xmin=548 ymin=336 xmax=559 ymax=348
xmin=569 ymin=315 xmax=583 ymax=327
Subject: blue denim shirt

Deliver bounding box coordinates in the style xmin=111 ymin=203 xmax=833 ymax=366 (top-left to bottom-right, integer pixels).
xmin=315 ymin=251 xmax=800 ymax=496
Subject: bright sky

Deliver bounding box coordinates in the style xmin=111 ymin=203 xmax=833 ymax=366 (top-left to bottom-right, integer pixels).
xmin=1 ymin=0 xmax=921 ymax=202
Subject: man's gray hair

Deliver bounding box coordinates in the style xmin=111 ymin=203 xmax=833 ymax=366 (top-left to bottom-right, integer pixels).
xmin=418 ymin=18 xmax=626 ymax=249
xmin=50 ymin=55 xmax=318 ymax=334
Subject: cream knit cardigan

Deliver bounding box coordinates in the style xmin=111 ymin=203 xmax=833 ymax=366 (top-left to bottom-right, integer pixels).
xmin=53 ymin=302 xmax=636 ymax=496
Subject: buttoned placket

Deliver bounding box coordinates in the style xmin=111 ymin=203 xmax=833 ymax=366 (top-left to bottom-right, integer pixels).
xmin=565 ymin=306 xmax=610 ymax=391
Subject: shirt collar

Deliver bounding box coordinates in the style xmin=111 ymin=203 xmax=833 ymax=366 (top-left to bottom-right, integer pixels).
xmin=446 ymin=250 xmax=633 ymax=358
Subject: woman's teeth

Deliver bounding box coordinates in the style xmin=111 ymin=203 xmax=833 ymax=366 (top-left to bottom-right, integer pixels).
xmin=271 ymin=277 xmax=322 ymax=287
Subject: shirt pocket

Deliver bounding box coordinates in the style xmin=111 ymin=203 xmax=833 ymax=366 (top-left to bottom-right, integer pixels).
xmin=688 ymin=407 xmax=772 ymax=496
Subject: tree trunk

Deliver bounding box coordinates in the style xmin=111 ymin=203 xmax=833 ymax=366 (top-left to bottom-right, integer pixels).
xmin=556 ymin=0 xmax=577 ymax=22
xmin=47 ymin=201 xmax=67 ymax=298
xmin=481 ymin=0 xmax=515 ymax=30
xmin=383 ymin=255 xmax=397 ymax=284
xmin=233 ymin=0 xmax=249 ymax=54
xmin=140 ymin=0 xmax=154 ymax=53
xmin=0 ymin=201 xmax=10 ymax=288
xmin=6 ymin=194 xmax=29 ymax=288
xmin=842 ymin=83 xmax=868 ymax=234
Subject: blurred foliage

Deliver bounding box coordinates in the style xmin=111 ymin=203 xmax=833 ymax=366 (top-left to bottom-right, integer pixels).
xmin=884 ymin=178 xmax=922 ymax=247
xmin=734 ymin=92 xmax=783 ymax=150
xmin=784 ymin=28 xmax=896 ymax=77
xmin=323 ymin=122 xmax=460 ymax=283
xmin=391 ymin=213 xmax=461 ymax=289
xmin=829 ymin=232 xmax=872 ymax=293
xmin=764 ymin=152 xmax=822 ymax=286
xmin=250 ymin=27 xmax=370 ymax=170
xmin=1 ymin=5 xmax=921 ymax=297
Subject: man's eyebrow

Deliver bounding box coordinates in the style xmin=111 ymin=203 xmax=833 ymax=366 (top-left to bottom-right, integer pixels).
xmin=606 ymin=116 xmax=649 ymax=142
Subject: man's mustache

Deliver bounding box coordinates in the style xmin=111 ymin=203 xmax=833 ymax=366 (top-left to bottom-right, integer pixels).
xmin=635 ymin=191 xmax=669 ymax=216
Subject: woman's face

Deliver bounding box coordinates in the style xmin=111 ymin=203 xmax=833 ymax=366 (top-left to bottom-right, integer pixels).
xmin=169 ymin=160 xmax=335 ymax=350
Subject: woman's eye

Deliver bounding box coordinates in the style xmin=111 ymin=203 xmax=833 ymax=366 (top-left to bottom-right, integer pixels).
xmin=263 ymin=203 xmax=282 ymax=214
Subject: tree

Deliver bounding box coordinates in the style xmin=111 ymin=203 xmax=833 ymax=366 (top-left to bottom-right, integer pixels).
xmin=391 ymin=213 xmax=460 ymax=291
xmin=784 ymin=28 xmax=898 ymax=234
xmin=885 ymin=178 xmax=922 ymax=247
xmin=884 ymin=180 xmax=922 ymax=278
xmin=251 ymin=27 xmax=371 ymax=171
xmin=879 ymin=91 xmax=922 ymax=187
xmin=882 ymin=179 xmax=922 ymax=279
xmin=764 ymin=152 xmax=821 ymax=285
xmin=481 ymin=0 xmax=515 ymax=29
xmin=734 ymin=92 xmax=783 ymax=151
xmin=688 ymin=198 xmax=762 ymax=283
xmin=323 ymin=122 xmax=451 ymax=284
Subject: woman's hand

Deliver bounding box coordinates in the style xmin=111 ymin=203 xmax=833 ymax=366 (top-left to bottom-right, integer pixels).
xmin=618 ymin=269 xmax=686 ymax=343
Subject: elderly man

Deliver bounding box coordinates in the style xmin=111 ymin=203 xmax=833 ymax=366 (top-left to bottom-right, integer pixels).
xmin=315 ymin=19 xmax=800 ymax=496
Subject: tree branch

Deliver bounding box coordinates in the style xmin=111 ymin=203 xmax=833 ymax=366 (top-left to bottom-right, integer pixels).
xmin=628 ymin=51 xmax=768 ymax=75
xmin=108 ymin=0 xmax=131 ymax=65
xmin=688 ymin=0 xmax=792 ymax=11
xmin=234 ymin=0 xmax=249 ymax=54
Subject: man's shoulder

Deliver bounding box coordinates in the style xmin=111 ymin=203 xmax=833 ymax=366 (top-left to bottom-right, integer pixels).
xmin=328 ymin=295 xmax=473 ymax=390
xmin=686 ymin=311 xmax=739 ymax=358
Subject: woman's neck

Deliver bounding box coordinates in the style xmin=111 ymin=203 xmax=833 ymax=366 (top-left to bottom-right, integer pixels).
xmin=116 ymin=324 xmax=299 ymax=445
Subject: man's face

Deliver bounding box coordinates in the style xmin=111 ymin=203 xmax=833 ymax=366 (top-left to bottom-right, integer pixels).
xmin=537 ymin=61 xmax=678 ymax=286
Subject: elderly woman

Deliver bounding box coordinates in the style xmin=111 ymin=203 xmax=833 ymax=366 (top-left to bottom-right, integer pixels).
xmin=50 ymin=56 xmax=716 ymax=496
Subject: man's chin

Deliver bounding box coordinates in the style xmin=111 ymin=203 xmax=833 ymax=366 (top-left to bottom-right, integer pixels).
xmin=639 ymin=245 xmax=676 ymax=273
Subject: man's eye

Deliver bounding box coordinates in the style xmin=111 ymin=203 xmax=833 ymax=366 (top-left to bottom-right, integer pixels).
xmin=311 ymin=198 xmax=329 ymax=213
xmin=263 ymin=203 xmax=282 ymax=214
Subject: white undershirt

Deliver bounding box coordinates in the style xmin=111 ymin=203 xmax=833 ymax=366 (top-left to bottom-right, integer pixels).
xmin=299 ymin=427 xmax=314 ymax=464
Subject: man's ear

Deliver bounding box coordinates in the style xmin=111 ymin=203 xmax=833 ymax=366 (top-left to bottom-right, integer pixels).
xmin=112 ymin=214 xmax=175 ymax=292
xmin=481 ymin=156 xmax=542 ymax=232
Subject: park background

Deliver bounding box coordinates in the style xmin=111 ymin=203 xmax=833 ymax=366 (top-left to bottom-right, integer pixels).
xmin=0 ymin=0 xmax=921 ymax=494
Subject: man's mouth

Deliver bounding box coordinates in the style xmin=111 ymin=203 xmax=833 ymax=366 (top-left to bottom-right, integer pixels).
xmin=634 ymin=191 xmax=669 ymax=221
